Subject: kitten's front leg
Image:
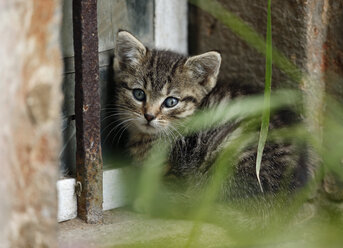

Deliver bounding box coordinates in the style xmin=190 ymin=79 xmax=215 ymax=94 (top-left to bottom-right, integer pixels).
xmin=127 ymin=133 xmax=158 ymax=163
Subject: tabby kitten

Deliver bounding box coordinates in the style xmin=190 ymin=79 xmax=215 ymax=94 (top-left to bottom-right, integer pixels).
xmin=113 ymin=31 xmax=311 ymax=199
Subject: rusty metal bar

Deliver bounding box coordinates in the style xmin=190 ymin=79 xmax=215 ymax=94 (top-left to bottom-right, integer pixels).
xmin=72 ymin=0 xmax=103 ymax=224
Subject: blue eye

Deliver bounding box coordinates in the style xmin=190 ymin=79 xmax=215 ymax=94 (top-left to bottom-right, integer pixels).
xmin=163 ymin=97 xmax=179 ymax=108
xmin=133 ymin=89 xmax=146 ymax=101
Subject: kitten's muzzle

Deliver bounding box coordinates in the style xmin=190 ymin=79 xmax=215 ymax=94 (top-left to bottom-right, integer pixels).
xmin=144 ymin=113 xmax=155 ymax=122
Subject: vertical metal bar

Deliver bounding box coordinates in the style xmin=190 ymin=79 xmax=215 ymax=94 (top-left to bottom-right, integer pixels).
xmin=72 ymin=0 xmax=103 ymax=224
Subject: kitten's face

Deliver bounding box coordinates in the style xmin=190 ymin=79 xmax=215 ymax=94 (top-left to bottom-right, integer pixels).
xmin=113 ymin=31 xmax=221 ymax=135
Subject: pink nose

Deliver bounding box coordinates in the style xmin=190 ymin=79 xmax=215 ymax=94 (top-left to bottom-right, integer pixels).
xmin=144 ymin=113 xmax=155 ymax=122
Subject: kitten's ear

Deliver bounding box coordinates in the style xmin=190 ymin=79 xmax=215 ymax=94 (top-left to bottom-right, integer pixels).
xmin=114 ymin=31 xmax=146 ymax=69
xmin=185 ymin=51 xmax=221 ymax=92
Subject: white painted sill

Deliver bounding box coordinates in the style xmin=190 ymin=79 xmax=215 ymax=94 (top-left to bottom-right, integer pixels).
xmin=57 ymin=168 xmax=127 ymax=222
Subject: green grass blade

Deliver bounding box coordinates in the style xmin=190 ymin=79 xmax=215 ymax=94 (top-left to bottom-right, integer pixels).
xmin=134 ymin=141 xmax=169 ymax=213
xmin=255 ymin=0 xmax=273 ymax=192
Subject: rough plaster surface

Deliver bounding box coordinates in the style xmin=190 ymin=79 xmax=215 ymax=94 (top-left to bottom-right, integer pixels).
xmin=0 ymin=0 xmax=62 ymax=247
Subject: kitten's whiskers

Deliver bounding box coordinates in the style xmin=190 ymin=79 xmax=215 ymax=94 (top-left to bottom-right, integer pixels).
xmin=103 ymin=118 xmax=135 ymax=144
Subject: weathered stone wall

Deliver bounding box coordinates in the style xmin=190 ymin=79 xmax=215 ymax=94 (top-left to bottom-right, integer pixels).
xmin=189 ymin=0 xmax=343 ymax=90
xmin=0 ymin=0 xmax=62 ymax=247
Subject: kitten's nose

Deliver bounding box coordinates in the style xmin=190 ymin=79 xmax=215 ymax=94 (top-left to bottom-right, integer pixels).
xmin=144 ymin=113 xmax=155 ymax=122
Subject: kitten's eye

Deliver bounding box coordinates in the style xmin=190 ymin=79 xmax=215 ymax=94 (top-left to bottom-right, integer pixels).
xmin=132 ymin=89 xmax=146 ymax=101
xmin=163 ymin=97 xmax=179 ymax=108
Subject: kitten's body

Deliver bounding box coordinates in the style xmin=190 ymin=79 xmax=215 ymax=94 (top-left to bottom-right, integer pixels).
xmin=113 ymin=31 xmax=312 ymax=200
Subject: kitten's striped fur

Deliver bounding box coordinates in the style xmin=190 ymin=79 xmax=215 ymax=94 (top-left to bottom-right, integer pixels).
xmin=113 ymin=31 xmax=312 ymax=199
